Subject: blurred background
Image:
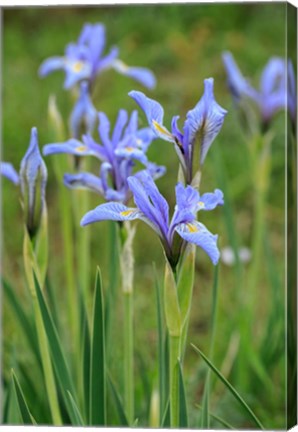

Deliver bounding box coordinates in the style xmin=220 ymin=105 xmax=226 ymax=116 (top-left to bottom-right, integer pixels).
xmin=2 ymin=3 xmax=293 ymax=428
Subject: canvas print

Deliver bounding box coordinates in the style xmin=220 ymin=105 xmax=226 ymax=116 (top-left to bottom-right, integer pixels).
xmin=1 ymin=2 xmax=297 ymax=429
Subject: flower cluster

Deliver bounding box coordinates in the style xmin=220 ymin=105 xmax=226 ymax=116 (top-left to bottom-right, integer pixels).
xmin=39 ymin=23 xmax=156 ymax=90
xmin=44 ymin=109 xmax=165 ymax=204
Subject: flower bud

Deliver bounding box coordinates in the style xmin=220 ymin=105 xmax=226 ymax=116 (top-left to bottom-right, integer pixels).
xmin=20 ymin=127 xmax=48 ymax=238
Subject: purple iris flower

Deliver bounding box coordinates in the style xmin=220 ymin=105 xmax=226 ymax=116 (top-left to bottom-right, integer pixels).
xmin=43 ymin=109 xmax=165 ymax=204
xmin=39 ymin=23 xmax=156 ymax=90
xmin=129 ymin=78 xmax=227 ymax=184
xmin=0 ymin=162 xmax=20 ymax=185
xmin=81 ymin=170 xmax=224 ymax=268
xmin=70 ymin=81 xmax=97 ymax=139
xmin=222 ymin=51 xmax=287 ymax=128
xmin=287 ymin=60 xmax=296 ymax=128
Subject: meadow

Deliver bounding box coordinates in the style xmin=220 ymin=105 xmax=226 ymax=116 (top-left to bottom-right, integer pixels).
xmin=1 ymin=3 xmax=296 ymax=429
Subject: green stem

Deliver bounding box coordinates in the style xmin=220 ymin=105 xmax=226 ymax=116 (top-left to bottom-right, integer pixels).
xmin=123 ymin=291 xmax=134 ymax=425
xmin=169 ymin=334 xmax=181 ymax=428
xmin=33 ymin=296 xmax=62 ymax=425
xmin=77 ymin=189 xmax=91 ymax=298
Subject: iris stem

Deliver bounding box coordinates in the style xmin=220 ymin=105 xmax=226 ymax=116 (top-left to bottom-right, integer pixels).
xmin=123 ymin=291 xmax=134 ymax=425
xmin=169 ymin=334 xmax=181 ymax=428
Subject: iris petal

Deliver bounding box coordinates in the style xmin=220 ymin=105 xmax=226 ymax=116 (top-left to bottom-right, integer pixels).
xmin=63 ymin=172 xmax=104 ymax=195
xmin=80 ymin=202 xmax=142 ymax=226
xmin=0 ymin=162 xmax=20 ymax=185
xmin=39 ymin=56 xmax=65 ymax=77
xmin=113 ymin=60 xmax=156 ymax=89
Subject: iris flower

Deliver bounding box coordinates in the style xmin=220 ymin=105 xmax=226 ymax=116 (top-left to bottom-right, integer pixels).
xmin=0 ymin=162 xmax=20 ymax=185
xmin=39 ymin=23 xmax=156 ymax=90
xmin=81 ymin=170 xmax=223 ymax=268
xmin=222 ymin=51 xmax=286 ymax=128
xmin=70 ymin=81 xmax=97 ymax=138
xmin=129 ymin=78 xmax=227 ymax=184
xmin=43 ymin=109 xmax=165 ymax=204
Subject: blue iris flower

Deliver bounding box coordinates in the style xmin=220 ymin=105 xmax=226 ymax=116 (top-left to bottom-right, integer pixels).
xmin=81 ymin=170 xmax=223 ymax=268
xmin=39 ymin=23 xmax=156 ymax=90
xmin=70 ymin=81 xmax=97 ymax=138
xmin=129 ymin=78 xmax=227 ymax=184
xmin=222 ymin=51 xmax=287 ymax=128
xmin=43 ymin=109 xmax=165 ymax=204
xmin=0 ymin=162 xmax=20 ymax=185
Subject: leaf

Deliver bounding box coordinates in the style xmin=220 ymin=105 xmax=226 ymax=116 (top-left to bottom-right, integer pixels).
xmin=161 ymin=398 xmax=170 ymax=427
xmin=163 ymin=260 xmax=181 ymax=337
xmin=11 ymin=370 xmax=35 ymax=425
xmin=89 ymin=268 xmax=106 ymax=425
xmin=107 ymin=372 xmax=129 ymax=426
xmin=177 ymin=361 xmax=188 ymax=427
xmin=2 ymin=277 xmax=41 ymax=368
xmin=196 ymin=404 xmax=235 ymax=429
xmin=34 ymin=272 xmax=77 ymax=420
xmin=192 ymin=344 xmax=265 ymax=430
xmin=67 ymin=391 xmax=85 ymax=426
xmin=177 ymin=243 xmax=196 ymax=326
xmin=79 ymin=290 xmax=90 ymax=421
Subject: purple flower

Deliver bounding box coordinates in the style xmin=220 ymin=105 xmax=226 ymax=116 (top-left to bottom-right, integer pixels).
xmin=19 ymin=128 xmax=48 ymax=237
xmin=39 ymin=23 xmax=156 ymax=90
xmin=287 ymin=59 xmax=296 ymax=128
xmin=222 ymin=52 xmax=287 ymax=127
xmin=43 ymin=110 xmax=165 ymax=204
xmin=70 ymin=81 xmax=97 ymax=139
xmin=81 ymin=170 xmax=223 ymax=268
xmin=0 ymin=162 xmax=19 ymax=185
xmin=129 ymin=78 xmax=227 ymax=184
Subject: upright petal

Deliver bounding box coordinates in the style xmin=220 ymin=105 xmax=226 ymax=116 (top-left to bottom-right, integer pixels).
xmin=129 ymin=91 xmax=175 ymax=143
xmin=70 ymin=81 xmax=97 ymax=138
xmin=112 ymin=59 xmax=156 ymax=89
xmin=0 ymin=162 xmax=19 ymax=185
xmin=184 ymin=78 xmax=228 ymax=165
xmin=175 ymin=221 xmax=220 ymax=264
xmin=80 ymin=202 xmax=142 ymax=226
xmin=63 ymin=172 xmax=104 ymax=195
xmin=112 ymin=109 xmax=128 ymax=146
xmin=87 ymin=24 xmax=106 ymax=65
xmin=260 ymin=57 xmax=286 ymax=96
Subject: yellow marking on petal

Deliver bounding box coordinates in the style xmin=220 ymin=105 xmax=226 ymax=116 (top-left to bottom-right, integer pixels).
xmin=198 ymin=201 xmax=205 ymax=208
xmin=72 ymin=61 xmax=85 ymax=72
xmin=136 ymin=138 xmax=142 ymax=146
xmin=76 ymin=145 xmax=88 ymax=152
xmin=120 ymin=209 xmax=135 ymax=217
xmin=125 ymin=147 xmax=134 ymax=152
xmin=152 ymin=120 xmax=173 ymax=138
xmin=186 ymin=223 xmax=199 ymax=233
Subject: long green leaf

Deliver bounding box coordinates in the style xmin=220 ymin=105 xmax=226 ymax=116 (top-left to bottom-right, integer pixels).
xmin=192 ymin=344 xmax=265 ymax=429
xmin=2 ymin=278 xmax=41 ymax=367
xmin=161 ymin=398 xmax=170 ymax=427
xmin=79 ymin=290 xmax=90 ymax=421
xmin=107 ymin=372 xmax=129 ymax=426
xmin=177 ymin=361 xmax=188 ymax=427
xmin=67 ymin=391 xmax=85 ymax=426
xmin=11 ymin=370 xmax=35 ymax=425
xmin=89 ymin=268 xmax=106 ymax=425
xmin=34 ymin=273 xmax=77 ymax=414
xmin=196 ymin=404 xmax=235 ymax=429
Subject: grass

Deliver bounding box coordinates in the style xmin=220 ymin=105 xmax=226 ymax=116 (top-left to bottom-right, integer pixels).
xmin=2 ymin=3 xmax=291 ymax=429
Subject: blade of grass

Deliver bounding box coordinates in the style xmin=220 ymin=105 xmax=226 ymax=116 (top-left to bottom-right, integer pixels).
xmin=177 ymin=361 xmax=188 ymax=428
xmin=107 ymin=372 xmax=129 ymax=426
xmin=45 ymin=275 xmax=60 ymax=332
xmin=192 ymin=344 xmax=265 ymax=429
xmin=200 ymin=265 xmax=219 ymax=428
xmin=11 ymin=370 xmax=36 ymax=425
xmin=161 ymin=398 xmax=170 ymax=427
xmin=89 ymin=267 xmax=106 ymax=425
xmin=196 ymin=404 xmax=235 ymax=429
xmin=67 ymin=391 xmax=85 ymax=426
xmin=79 ymin=290 xmax=90 ymax=422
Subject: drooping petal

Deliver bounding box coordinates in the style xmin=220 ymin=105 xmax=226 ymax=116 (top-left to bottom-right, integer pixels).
xmin=114 ymin=146 xmax=148 ymax=164
xmin=129 ymin=91 xmax=175 ymax=143
xmin=222 ymin=51 xmax=259 ymax=102
xmin=43 ymin=138 xmax=103 ymax=160
xmin=184 ymin=78 xmax=228 ymax=165
xmin=175 ymin=221 xmax=220 ymax=264
xmin=0 ymin=162 xmax=19 ymax=185
xmin=38 ymin=56 xmax=65 ymax=77
xmin=80 ymin=202 xmax=142 ymax=226
xmin=64 ymin=60 xmax=92 ymax=89
xmin=198 ymin=188 xmax=224 ymax=211
xmin=112 ymin=60 xmax=156 ymax=89
xmin=63 ymin=172 xmax=104 ymax=195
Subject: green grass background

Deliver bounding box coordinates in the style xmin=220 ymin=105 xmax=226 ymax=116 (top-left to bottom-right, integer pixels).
xmin=2 ymin=3 xmax=290 ymax=428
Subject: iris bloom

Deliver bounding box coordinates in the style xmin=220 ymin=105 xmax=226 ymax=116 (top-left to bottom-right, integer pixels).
xmin=39 ymin=23 xmax=156 ymax=90
xmin=70 ymin=81 xmax=97 ymax=138
xmin=0 ymin=162 xmax=20 ymax=185
xmin=129 ymin=78 xmax=227 ymax=184
xmin=81 ymin=170 xmax=223 ymax=268
xmin=222 ymin=51 xmax=286 ymax=128
xmin=43 ymin=109 xmax=165 ymax=204
xmin=20 ymin=128 xmax=48 ymax=237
